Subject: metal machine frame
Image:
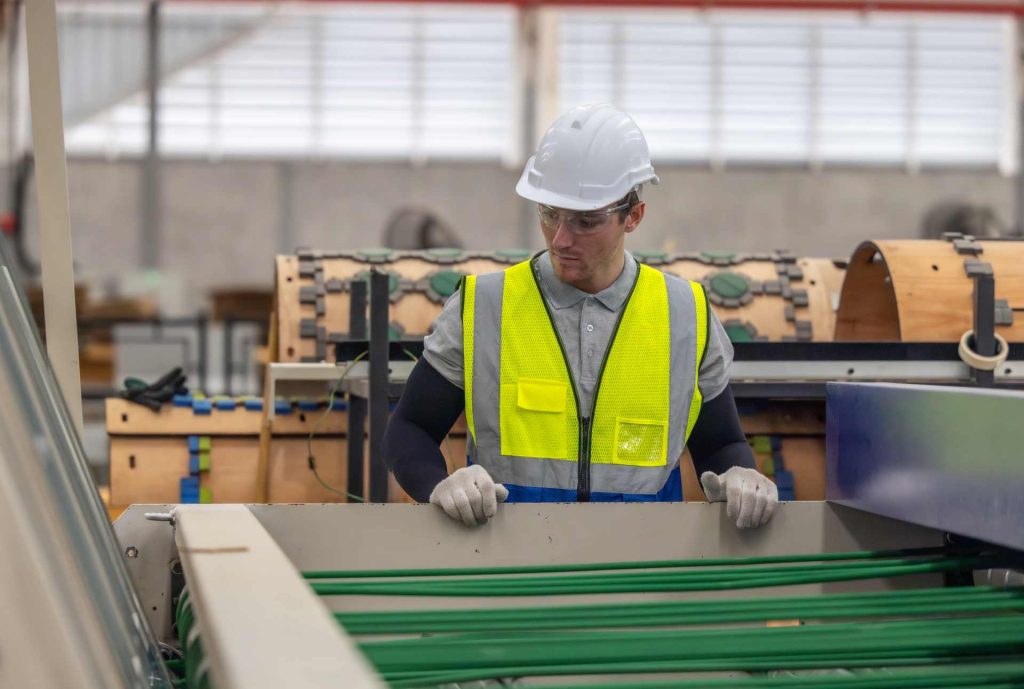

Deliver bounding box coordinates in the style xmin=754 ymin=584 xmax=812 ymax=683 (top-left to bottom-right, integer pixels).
xmin=118 ymin=500 xmax=948 ymax=689
xmin=112 ymin=380 xmax=1024 ymax=689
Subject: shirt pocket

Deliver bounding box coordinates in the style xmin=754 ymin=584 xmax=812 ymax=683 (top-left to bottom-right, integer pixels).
xmin=500 ymin=378 xmax=571 ymax=460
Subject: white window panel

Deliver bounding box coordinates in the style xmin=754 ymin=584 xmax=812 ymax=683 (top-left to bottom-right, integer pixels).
xmin=558 ymin=9 xmax=1014 ymax=170
xmin=66 ymin=2 xmax=515 ymax=160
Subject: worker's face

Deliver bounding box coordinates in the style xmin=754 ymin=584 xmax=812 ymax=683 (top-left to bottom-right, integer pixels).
xmin=540 ymin=201 xmax=645 ymax=291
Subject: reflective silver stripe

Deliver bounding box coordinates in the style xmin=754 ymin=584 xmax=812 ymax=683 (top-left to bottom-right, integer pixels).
xmin=467 ymin=271 xmax=503 ymax=467
xmin=666 ymin=273 xmax=700 ymax=465
xmin=469 ymin=267 xmax=703 ymax=497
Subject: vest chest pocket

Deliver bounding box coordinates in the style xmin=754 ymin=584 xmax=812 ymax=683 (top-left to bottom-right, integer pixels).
xmin=500 ymin=378 xmax=571 ymax=460
xmin=614 ymin=417 xmax=667 ymax=466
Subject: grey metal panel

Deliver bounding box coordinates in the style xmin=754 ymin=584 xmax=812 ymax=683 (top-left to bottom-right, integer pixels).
xmin=0 ymin=268 xmax=171 ymax=687
xmin=117 ymin=501 xmax=944 ymax=635
xmin=827 ymin=382 xmax=1024 ymax=551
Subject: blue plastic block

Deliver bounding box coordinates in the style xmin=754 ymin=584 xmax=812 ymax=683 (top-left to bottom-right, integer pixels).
xmin=192 ymin=399 xmax=213 ymax=415
xmin=188 ymin=453 xmax=200 ymax=475
xmin=215 ymin=399 xmax=237 ymax=411
xmin=330 ymin=399 xmax=348 ymax=411
xmin=274 ymin=399 xmax=293 ymax=415
xmin=296 ymin=399 xmax=321 ymax=412
xmin=188 ymin=436 xmax=200 ymax=453
xmin=775 ymin=470 xmax=795 ymax=491
xmin=179 ymin=476 xmax=200 ymax=504
xmin=172 ymin=394 xmax=193 ymax=407
xmin=243 ymin=398 xmax=264 ymax=412
xmin=770 ymin=436 xmax=782 ymax=452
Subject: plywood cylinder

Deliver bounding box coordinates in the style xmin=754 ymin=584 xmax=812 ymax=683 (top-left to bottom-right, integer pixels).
xmin=835 ymin=239 xmax=1024 ymax=342
xmin=276 ymin=250 xmax=519 ymax=362
xmin=660 ymin=253 xmax=844 ymax=343
xmin=277 ymin=249 xmax=847 ymax=362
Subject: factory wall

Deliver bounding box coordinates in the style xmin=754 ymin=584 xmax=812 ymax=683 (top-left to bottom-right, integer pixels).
xmin=53 ymin=157 xmax=1013 ymax=313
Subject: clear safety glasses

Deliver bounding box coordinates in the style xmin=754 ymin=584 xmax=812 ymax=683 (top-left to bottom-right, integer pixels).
xmin=537 ymin=201 xmax=632 ymax=236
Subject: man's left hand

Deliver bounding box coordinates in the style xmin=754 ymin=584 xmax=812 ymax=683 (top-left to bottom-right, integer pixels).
xmin=700 ymin=466 xmax=778 ymax=529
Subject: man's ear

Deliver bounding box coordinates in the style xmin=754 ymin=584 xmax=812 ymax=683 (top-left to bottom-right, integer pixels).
xmin=624 ymin=201 xmax=646 ymax=234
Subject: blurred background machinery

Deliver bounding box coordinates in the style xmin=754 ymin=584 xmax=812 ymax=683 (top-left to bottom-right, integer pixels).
xmin=0 ymin=0 xmax=1023 ymax=511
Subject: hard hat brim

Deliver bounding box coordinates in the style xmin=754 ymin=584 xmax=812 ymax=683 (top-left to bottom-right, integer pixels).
xmin=515 ymin=163 xmax=657 ymax=212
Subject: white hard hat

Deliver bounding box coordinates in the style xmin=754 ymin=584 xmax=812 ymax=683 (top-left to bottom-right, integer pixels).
xmin=516 ymin=103 xmax=659 ymax=212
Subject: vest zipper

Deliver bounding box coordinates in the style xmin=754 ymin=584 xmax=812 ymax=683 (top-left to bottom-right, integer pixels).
xmin=531 ymin=257 xmax=641 ymax=502
xmin=581 ymin=266 xmax=640 ymax=501
xmin=578 ymin=417 xmax=591 ymax=501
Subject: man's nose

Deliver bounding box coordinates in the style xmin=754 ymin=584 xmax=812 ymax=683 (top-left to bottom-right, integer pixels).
xmin=552 ymin=220 xmax=574 ymax=248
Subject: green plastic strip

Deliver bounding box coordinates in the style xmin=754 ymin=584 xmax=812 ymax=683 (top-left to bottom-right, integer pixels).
xmin=336 ymin=586 xmax=1024 ymax=635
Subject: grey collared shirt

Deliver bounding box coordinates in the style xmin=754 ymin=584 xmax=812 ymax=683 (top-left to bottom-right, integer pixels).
xmin=423 ymin=250 xmax=733 ymax=412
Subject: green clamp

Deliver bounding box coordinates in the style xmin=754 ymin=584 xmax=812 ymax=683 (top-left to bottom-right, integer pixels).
xmin=709 ymin=272 xmax=750 ymax=299
xmin=722 ymin=319 xmax=759 ymax=343
xmin=632 ymin=250 xmax=670 ymax=266
xmin=493 ymin=248 xmax=532 ymax=264
xmin=427 ymin=270 xmax=468 ymax=303
xmin=425 ymin=247 xmax=464 ymax=264
xmin=355 ymin=248 xmax=395 ymax=264
xmin=699 ymin=250 xmax=738 ymax=266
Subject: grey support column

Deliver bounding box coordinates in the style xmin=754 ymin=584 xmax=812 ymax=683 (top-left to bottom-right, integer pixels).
xmin=25 ymin=0 xmax=84 ymax=434
xmin=142 ymin=0 xmax=161 ymax=268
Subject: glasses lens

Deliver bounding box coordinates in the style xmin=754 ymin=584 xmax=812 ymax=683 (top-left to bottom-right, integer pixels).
xmin=538 ymin=205 xmax=620 ymax=234
xmin=538 ymin=206 xmax=561 ymax=229
xmin=572 ymin=213 xmax=608 ymax=232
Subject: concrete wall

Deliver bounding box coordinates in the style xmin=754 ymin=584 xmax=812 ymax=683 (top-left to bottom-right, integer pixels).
xmin=55 ymin=157 xmax=1014 ymax=313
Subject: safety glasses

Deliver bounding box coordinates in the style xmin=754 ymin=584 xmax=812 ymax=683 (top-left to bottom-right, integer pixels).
xmin=537 ymin=201 xmax=632 ymax=236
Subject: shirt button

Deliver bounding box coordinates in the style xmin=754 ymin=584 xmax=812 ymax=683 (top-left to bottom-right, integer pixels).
xmin=586 ymin=324 xmax=594 ymax=332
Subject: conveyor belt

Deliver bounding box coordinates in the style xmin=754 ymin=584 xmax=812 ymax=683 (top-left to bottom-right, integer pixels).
xmin=172 ymin=547 xmax=1024 ymax=689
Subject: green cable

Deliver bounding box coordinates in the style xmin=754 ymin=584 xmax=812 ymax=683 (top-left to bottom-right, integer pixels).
xmin=360 ymin=616 xmax=1024 ymax=674
xmin=384 ymin=656 xmax=1024 ymax=689
xmin=408 ymin=661 xmax=1024 ymax=689
xmin=393 ymin=661 xmax=1024 ymax=689
xmin=312 ymin=555 xmax=1006 ymax=597
xmin=336 ymin=586 xmax=1024 ymax=635
xmin=303 ymin=546 xmax=952 ymax=579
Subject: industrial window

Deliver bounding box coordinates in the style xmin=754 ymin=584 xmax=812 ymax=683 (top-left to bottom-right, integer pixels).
xmin=63 ymin=2 xmax=518 ymax=161
xmin=558 ymin=10 xmax=1016 ymax=171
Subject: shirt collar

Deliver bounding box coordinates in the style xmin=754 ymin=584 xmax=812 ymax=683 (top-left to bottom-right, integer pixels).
xmin=534 ymin=250 xmax=638 ymax=312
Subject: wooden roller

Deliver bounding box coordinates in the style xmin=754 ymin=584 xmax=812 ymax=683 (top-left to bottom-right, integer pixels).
xmin=275 ymin=250 xmax=518 ymax=362
xmin=276 ymin=249 xmax=849 ymax=362
xmin=835 ymin=239 xmax=1024 ymax=342
xmin=658 ymin=252 xmax=844 ymax=343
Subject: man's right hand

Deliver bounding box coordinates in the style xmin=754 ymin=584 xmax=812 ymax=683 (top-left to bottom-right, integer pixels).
xmin=429 ymin=465 xmax=509 ymax=527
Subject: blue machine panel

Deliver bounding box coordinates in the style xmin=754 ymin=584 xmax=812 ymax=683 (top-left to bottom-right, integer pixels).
xmin=827 ymin=382 xmax=1024 ymax=551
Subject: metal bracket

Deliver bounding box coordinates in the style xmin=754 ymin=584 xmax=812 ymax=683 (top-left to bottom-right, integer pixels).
xmin=970 ymin=273 xmax=996 ymax=387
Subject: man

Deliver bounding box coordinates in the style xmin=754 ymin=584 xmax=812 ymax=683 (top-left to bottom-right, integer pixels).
xmin=382 ymin=104 xmax=777 ymax=529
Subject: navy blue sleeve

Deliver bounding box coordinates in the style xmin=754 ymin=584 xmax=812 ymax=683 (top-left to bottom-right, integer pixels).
xmin=381 ymin=358 xmax=465 ymax=503
xmin=686 ymin=386 xmax=756 ymax=481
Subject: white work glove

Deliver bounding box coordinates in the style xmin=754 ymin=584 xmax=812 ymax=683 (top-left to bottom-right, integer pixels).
xmin=700 ymin=466 xmax=778 ymax=529
xmin=429 ymin=465 xmax=509 ymax=527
